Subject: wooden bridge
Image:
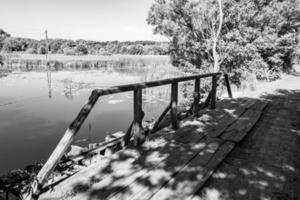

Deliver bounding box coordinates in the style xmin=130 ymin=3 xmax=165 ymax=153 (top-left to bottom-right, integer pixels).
xmin=21 ymin=72 xmax=300 ymax=200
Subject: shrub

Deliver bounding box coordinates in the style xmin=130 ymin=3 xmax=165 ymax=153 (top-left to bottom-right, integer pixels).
xmin=38 ymin=46 xmax=47 ymax=54
xmin=26 ymin=48 xmax=37 ymax=54
xmin=63 ymin=48 xmax=76 ymax=56
xmin=75 ymin=44 xmax=88 ymax=55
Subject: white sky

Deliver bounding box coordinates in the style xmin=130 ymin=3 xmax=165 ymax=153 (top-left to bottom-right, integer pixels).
xmin=0 ymin=0 xmax=166 ymax=41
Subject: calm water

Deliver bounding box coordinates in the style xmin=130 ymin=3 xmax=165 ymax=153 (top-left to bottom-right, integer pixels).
xmin=0 ymin=66 xmax=192 ymax=174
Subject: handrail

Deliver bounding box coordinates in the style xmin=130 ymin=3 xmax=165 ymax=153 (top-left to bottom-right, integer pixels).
xmin=24 ymin=72 xmax=230 ymax=200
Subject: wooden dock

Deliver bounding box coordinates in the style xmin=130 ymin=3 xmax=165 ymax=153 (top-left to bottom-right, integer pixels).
xmin=38 ymin=96 xmax=270 ymax=200
xmin=21 ymin=73 xmax=300 ymax=200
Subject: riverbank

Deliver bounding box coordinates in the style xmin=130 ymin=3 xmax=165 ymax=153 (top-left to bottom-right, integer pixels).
xmin=0 ymin=54 xmax=170 ymax=72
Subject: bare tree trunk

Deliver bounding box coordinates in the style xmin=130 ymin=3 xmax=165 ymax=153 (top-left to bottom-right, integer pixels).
xmin=212 ymin=0 xmax=223 ymax=72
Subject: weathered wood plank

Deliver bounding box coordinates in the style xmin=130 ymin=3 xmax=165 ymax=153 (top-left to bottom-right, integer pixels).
xmin=149 ymin=141 xmax=235 ymax=200
xmin=193 ymin=78 xmax=200 ymax=117
xmin=221 ymin=109 xmax=264 ymax=143
xmin=206 ymin=106 xmax=247 ymax=138
xmin=171 ymin=82 xmax=178 ymax=129
xmin=133 ymin=88 xmax=145 ymax=146
xmin=211 ymin=75 xmax=217 ymax=109
xmin=109 ymin=137 xmax=222 ymax=200
xmin=94 ymin=72 xmax=222 ymax=97
xmin=24 ymin=90 xmax=100 ymax=200
xmin=250 ymin=100 xmax=269 ymax=111
xmin=224 ymin=74 xmax=233 ymax=98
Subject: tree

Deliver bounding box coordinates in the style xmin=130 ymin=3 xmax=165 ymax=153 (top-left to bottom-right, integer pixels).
xmin=2 ymin=38 xmax=22 ymax=52
xmin=38 ymin=46 xmax=47 ymax=54
xmin=75 ymin=44 xmax=88 ymax=55
xmin=148 ymin=0 xmax=300 ymax=83
xmin=0 ymin=29 xmax=11 ymax=50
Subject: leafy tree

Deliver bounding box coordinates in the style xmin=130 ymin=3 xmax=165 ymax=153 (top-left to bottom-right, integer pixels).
xmin=147 ymin=0 xmax=300 ymax=83
xmin=2 ymin=38 xmax=22 ymax=52
xmin=0 ymin=29 xmax=11 ymax=50
xmin=38 ymin=46 xmax=47 ymax=54
xmin=75 ymin=44 xmax=88 ymax=55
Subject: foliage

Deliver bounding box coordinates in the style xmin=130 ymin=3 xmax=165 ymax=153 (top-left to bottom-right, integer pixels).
xmin=63 ymin=47 xmax=76 ymax=55
xmin=26 ymin=48 xmax=37 ymax=54
xmin=75 ymin=44 xmax=88 ymax=55
xmin=0 ymin=29 xmax=10 ymax=50
xmin=0 ymin=29 xmax=169 ymax=56
xmin=37 ymin=46 xmax=47 ymax=54
xmin=147 ymin=0 xmax=300 ymax=85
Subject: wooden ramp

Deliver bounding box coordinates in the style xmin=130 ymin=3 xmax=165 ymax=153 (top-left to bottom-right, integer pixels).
xmin=39 ymin=97 xmax=268 ymax=200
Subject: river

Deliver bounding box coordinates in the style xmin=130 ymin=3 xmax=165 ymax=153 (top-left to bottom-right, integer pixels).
xmin=0 ymin=64 xmax=192 ymax=174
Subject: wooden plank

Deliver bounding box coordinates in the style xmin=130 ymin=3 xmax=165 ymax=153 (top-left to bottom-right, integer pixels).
xmin=221 ymin=109 xmax=263 ymax=143
xmin=39 ymin=130 xmax=175 ymax=200
xmin=109 ymin=138 xmax=222 ymax=200
xmin=149 ymin=141 xmax=235 ymax=200
xmin=242 ymin=98 xmax=258 ymax=109
xmin=171 ymin=82 xmax=178 ymax=129
xmin=193 ymin=78 xmax=200 ymax=117
xmin=249 ymin=100 xmax=269 ymax=111
xmin=133 ymin=88 xmax=145 ymax=146
xmin=211 ymin=75 xmax=217 ymax=109
xmin=24 ymin=90 xmax=100 ymax=200
xmin=224 ymin=74 xmax=233 ymax=98
xmin=94 ymin=72 xmax=222 ymax=97
xmin=206 ymin=106 xmax=247 ymax=138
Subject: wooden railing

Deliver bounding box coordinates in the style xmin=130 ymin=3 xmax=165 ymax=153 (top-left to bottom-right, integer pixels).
xmin=24 ymin=72 xmax=233 ymax=200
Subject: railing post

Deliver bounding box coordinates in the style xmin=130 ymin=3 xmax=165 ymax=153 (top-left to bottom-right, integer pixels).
xmin=224 ymin=74 xmax=233 ymax=98
xmin=193 ymin=78 xmax=200 ymax=117
xmin=211 ymin=75 xmax=217 ymax=109
xmin=133 ymin=87 xmax=145 ymax=146
xmin=171 ymin=82 xmax=178 ymax=129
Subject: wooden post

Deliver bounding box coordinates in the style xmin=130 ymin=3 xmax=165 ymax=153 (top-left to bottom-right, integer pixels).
xmin=24 ymin=90 xmax=100 ymax=200
xmin=171 ymin=82 xmax=178 ymax=129
xmin=193 ymin=78 xmax=200 ymax=117
xmin=133 ymin=88 xmax=145 ymax=146
xmin=224 ymin=74 xmax=233 ymax=98
xmin=211 ymin=75 xmax=217 ymax=109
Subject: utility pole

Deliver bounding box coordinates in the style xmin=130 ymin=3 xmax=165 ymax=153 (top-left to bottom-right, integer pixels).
xmin=45 ymin=30 xmax=49 ymax=60
xmin=45 ymin=30 xmax=52 ymax=98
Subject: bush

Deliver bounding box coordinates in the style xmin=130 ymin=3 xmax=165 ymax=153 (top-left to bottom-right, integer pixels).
xmin=63 ymin=48 xmax=76 ymax=56
xmin=75 ymin=44 xmax=88 ymax=55
xmin=26 ymin=48 xmax=37 ymax=54
xmin=38 ymin=46 xmax=47 ymax=54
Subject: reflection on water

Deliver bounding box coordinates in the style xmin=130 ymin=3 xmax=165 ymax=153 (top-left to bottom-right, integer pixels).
xmin=0 ymin=65 xmax=192 ymax=174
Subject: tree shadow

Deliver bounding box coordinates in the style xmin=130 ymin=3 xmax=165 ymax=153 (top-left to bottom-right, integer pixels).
xmin=194 ymin=89 xmax=300 ymax=200
xmin=39 ymin=89 xmax=300 ymax=200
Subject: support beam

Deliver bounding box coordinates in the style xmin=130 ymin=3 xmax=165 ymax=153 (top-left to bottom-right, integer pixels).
xmin=133 ymin=88 xmax=145 ymax=146
xmin=24 ymin=90 xmax=100 ymax=200
xmin=224 ymin=74 xmax=233 ymax=98
xmin=193 ymin=78 xmax=200 ymax=117
xmin=211 ymin=76 xmax=217 ymax=109
xmin=171 ymin=82 xmax=178 ymax=129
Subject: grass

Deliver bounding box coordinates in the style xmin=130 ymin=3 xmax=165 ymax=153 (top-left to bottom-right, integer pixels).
xmin=2 ymin=53 xmax=171 ymax=72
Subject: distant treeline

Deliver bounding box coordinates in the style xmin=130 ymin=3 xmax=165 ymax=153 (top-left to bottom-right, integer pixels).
xmin=0 ymin=29 xmax=168 ymax=56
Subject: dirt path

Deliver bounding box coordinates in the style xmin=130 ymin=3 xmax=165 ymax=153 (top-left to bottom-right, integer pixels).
xmin=194 ymin=73 xmax=300 ymax=200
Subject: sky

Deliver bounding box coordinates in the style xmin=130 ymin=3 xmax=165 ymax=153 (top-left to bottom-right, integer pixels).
xmin=0 ymin=0 xmax=166 ymax=41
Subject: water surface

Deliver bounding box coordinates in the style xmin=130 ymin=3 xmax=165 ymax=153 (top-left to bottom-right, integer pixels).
xmin=0 ymin=66 xmax=192 ymax=174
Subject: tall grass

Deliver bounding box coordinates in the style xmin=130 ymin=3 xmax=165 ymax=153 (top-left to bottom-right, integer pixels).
xmin=3 ymin=53 xmax=171 ymax=72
